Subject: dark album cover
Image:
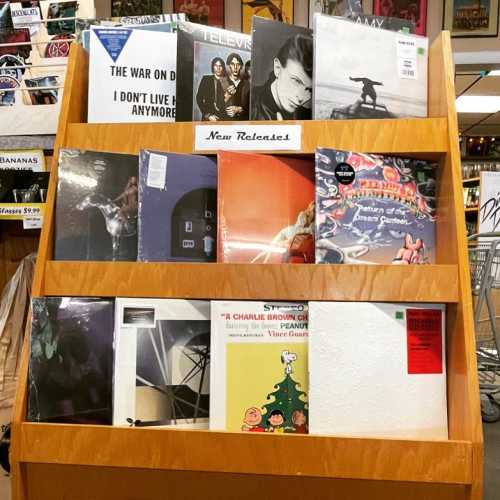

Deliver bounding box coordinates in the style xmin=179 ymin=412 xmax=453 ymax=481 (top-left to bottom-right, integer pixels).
xmin=114 ymin=298 xmax=210 ymax=428
xmin=111 ymin=0 xmax=162 ymax=17
xmin=176 ymin=21 xmax=251 ymax=122
xmin=313 ymin=14 xmax=428 ymax=120
xmin=27 ymin=297 xmax=114 ymax=424
xmin=0 ymin=170 xmax=49 ymax=202
xmin=250 ymin=16 xmax=312 ymax=121
xmin=138 ymin=150 xmax=217 ymax=262
xmin=55 ymin=149 xmax=139 ymax=261
xmin=315 ymin=148 xmax=436 ymax=264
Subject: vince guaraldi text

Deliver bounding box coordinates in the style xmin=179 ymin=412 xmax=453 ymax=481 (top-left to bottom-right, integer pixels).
xmin=205 ymin=130 xmax=291 ymax=141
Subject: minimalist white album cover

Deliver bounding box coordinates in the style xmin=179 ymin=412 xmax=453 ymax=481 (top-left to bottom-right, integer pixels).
xmin=88 ymin=28 xmax=177 ymax=123
xmin=313 ymin=14 xmax=428 ymax=120
xmin=113 ymin=298 xmax=210 ymax=428
xmin=309 ymin=302 xmax=448 ymax=440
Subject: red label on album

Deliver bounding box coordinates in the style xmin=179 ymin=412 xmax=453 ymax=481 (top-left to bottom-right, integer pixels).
xmin=406 ymin=309 xmax=442 ymax=374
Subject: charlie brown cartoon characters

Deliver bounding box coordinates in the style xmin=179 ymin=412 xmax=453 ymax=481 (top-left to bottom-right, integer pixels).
xmin=266 ymin=409 xmax=285 ymax=433
xmin=292 ymin=409 xmax=308 ymax=434
xmin=241 ymin=407 xmax=265 ymax=432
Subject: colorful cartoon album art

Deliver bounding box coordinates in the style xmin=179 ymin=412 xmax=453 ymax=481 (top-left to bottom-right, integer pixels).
xmin=228 ymin=347 xmax=308 ymax=434
xmin=241 ymin=0 xmax=293 ymax=34
xmin=315 ymin=148 xmax=437 ymax=265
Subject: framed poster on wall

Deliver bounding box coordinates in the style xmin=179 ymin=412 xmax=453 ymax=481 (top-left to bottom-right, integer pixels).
xmin=373 ymin=0 xmax=427 ymax=35
xmin=443 ymin=0 xmax=499 ymax=37
xmin=241 ymin=0 xmax=293 ymax=34
xmin=111 ymin=0 xmax=162 ymax=17
xmin=174 ymin=0 xmax=224 ymax=27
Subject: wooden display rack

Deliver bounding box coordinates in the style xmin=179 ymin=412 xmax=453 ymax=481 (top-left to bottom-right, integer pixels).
xmin=10 ymin=34 xmax=483 ymax=500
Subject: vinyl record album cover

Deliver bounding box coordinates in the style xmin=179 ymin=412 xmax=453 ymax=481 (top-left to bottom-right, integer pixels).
xmin=250 ymin=16 xmax=312 ymax=121
xmin=114 ymin=298 xmax=210 ymax=428
xmin=218 ymin=151 xmax=315 ymax=264
xmin=174 ymin=0 xmax=224 ymax=28
xmin=88 ymin=28 xmax=176 ymax=123
xmin=308 ymin=0 xmax=362 ymax=27
xmin=347 ymin=13 xmax=415 ymax=33
xmin=313 ymin=14 xmax=428 ymax=120
xmin=242 ymin=0 xmax=293 ymax=34
xmin=27 ymin=297 xmax=114 ymax=424
xmin=315 ymin=148 xmax=436 ymax=264
xmin=55 ymin=149 xmax=139 ymax=261
xmin=309 ymin=301 xmax=447 ymax=439
xmin=210 ymin=301 xmax=308 ymax=433
xmin=138 ymin=150 xmax=217 ymax=262
xmin=176 ymin=21 xmax=251 ymax=122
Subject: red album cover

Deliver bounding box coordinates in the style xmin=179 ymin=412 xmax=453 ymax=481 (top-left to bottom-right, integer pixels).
xmin=218 ymin=151 xmax=315 ymax=264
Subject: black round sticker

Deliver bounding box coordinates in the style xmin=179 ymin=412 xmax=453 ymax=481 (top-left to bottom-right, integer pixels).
xmin=334 ymin=162 xmax=355 ymax=185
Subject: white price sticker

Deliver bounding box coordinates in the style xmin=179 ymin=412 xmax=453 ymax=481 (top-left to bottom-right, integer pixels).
xmin=195 ymin=124 xmax=302 ymax=152
xmin=398 ymin=58 xmax=417 ymax=80
xmin=396 ymin=37 xmax=417 ymax=59
xmin=23 ymin=215 xmax=43 ymax=229
xmin=147 ymin=153 xmax=167 ymax=190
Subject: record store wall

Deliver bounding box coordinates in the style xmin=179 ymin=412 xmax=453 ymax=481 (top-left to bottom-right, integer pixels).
xmin=94 ymin=0 xmax=500 ymax=53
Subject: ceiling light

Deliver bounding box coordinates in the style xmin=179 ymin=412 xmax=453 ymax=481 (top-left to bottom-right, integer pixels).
xmin=456 ymin=95 xmax=500 ymax=113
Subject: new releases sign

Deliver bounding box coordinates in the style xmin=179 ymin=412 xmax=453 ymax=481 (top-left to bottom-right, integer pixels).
xmin=88 ymin=28 xmax=177 ymax=123
xmin=194 ymin=124 xmax=302 ymax=151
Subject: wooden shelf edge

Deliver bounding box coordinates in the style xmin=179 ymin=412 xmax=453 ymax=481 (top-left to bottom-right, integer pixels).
xmin=462 ymin=178 xmax=480 ymax=184
xmin=64 ymin=117 xmax=449 ymax=155
xmin=19 ymin=423 xmax=472 ymax=485
xmin=41 ymin=262 xmax=459 ymax=303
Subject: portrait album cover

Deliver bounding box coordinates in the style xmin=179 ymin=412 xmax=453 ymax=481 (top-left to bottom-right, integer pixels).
xmin=210 ymin=301 xmax=309 ymax=434
xmin=313 ymin=14 xmax=428 ymax=120
xmin=88 ymin=28 xmax=177 ymax=123
xmin=138 ymin=150 xmax=217 ymax=262
xmin=55 ymin=149 xmax=139 ymax=262
xmin=308 ymin=302 xmax=448 ymax=439
xmin=315 ymin=148 xmax=436 ymax=265
xmin=113 ymin=298 xmax=211 ymax=428
xmin=250 ymin=16 xmax=312 ymax=121
xmin=27 ymin=297 xmax=114 ymax=424
xmin=217 ymin=151 xmax=315 ymax=264
xmin=176 ymin=21 xmax=251 ymax=122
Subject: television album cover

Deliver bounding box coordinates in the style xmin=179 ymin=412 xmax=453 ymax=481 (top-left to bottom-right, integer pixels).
xmin=88 ymin=28 xmax=176 ymax=123
xmin=218 ymin=151 xmax=315 ymax=264
xmin=313 ymin=14 xmax=428 ymax=120
xmin=114 ymin=298 xmax=210 ymax=428
xmin=27 ymin=297 xmax=114 ymax=424
xmin=250 ymin=16 xmax=312 ymax=121
xmin=176 ymin=21 xmax=251 ymax=122
xmin=138 ymin=150 xmax=217 ymax=262
xmin=315 ymin=148 xmax=436 ymax=265
xmin=308 ymin=302 xmax=447 ymax=439
xmin=55 ymin=149 xmax=139 ymax=261
xmin=210 ymin=301 xmax=308 ymax=433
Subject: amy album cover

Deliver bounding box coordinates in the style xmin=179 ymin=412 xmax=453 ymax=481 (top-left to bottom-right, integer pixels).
xmin=138 ymin=150 xmax=217 ymax=262
xmin=347 ymin=13 xmax=415 ymax=33
xmin=250 ymin=16 xmax=312 ymax=121
xmin=176 ymin=21 xmax=251 ymax=122
xmin=114 ymin=298 xmax=210 ymax=428
xmin=313 ymin=14 xmax=428 ymax=120
xmin=315 ymin=148 xmax=436 ymax=265
xmin=210 ymin=301 xmax=308 ymax=433
xmin=27 ymin=297 xmax=114 ymax=424
xmin=218 ymin=151 xmax=315 ymax=264
xmin=55 ymin=149 xmax=139 ymax=261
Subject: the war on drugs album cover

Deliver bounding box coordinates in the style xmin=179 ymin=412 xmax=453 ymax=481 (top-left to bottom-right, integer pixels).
xmin=138 ymin=150 xmax=217 ymax=262
xmin=55 ymin=149 xmax=139 ymax=262
xmin=250 ymin=16 xmax=312 ymax=121
xmin=27 ymin=297 xmax=114 ymax=424
xmin=315 ymin=148 xmax=436 ymax=265
xmin=218 ymin=151 xmax=315 ymax=264
xmin=313 ymin=14 xmax=428 ymax=120
xmin=114 ymin=298 xmax=211 ymax=428
xmin=176 ymin=21 xmax=251 ymax=122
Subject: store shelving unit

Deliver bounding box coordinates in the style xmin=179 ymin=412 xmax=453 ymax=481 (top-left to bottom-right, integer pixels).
xmin=11 ymin=34 xmax=483 ymax=500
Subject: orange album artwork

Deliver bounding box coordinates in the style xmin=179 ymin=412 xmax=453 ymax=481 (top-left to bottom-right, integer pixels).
xmin=217 ymin=151 xmax=315 ymax=264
